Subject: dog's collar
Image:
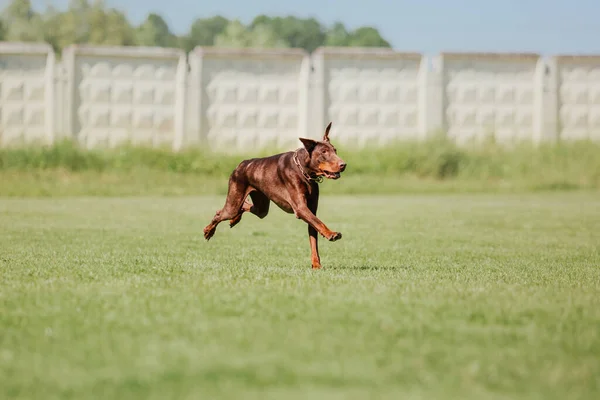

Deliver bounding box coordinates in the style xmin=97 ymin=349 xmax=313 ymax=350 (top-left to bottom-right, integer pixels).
xmin=293 ymin=149 xmax=323 ymax=184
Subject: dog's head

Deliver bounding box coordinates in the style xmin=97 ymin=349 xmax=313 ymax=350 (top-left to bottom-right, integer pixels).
xmin=298 ymin=122 xmax=347 ymax=180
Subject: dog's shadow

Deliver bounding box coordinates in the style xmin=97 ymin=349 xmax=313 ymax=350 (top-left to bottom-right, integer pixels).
xmin=329 ymin=263 xmax=409 ymax=271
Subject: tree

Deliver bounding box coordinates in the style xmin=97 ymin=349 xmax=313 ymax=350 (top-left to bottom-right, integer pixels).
xmin=214 ymin=20 xmax=249 ymax=48
xmin=182 ymin=16 xmax=228 ymax=52
xmin=58 ymin=0 xmax=93 ymax=45
xmin=41 ymin=0 xmax=97 ymax=51
xmin=102 ymin=9 xmax=136 ymax=46
xmin=1 ymin=0 xmax=45 ymax=42
xmin=280 ymin=17 xmax=325 ymax=52
xmin=348 ymin=26 xmax=391 ymax=48
xmin=325 ymin=22 xmax=350 ymax=46
xmin=39 ymin=0 xmax=135 ymax=53
xmin=214 ymin=19 xmax=289 ymax=49
xmin=248 ymin=23 xmax=288 ymax=48
xmin=249 ymin=14 xmax=270 ymax=29
xmin=77 ymin=1 xmax=135 ymax=46
xmin=0 ymin=1 xmax=392 ymax=53
xmin=249 ymin=15 xmax=325 ymax=52
xmin=40 ymin=5 xmax=63 ymax=52
xmin=136 ymin=13 xmax=177 ymax=47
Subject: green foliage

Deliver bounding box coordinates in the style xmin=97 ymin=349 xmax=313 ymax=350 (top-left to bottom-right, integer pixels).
xmin=248 ymin=23 xmax=290 ymax=48
xmin=2 ymin=194 xmax=600 ymax=398
xmin=249 ymin=15 xmax=326 ymax=52
xmin=347 ymin=26 xmax=391 ymax=47
xmin=135 ymin=13 xmax=177 ymax=47
xmin=325 ymin=22 xmax=351 ymax=46
xmin=36 ymin=0 xmax=136 ymax=53
xmin=1 ymin=0 xmax=392 ymax=53
xmin=214 ymin=19 xmax=288 ymax=49
xmin=1 ymin=138 xmax=599 ymax=196
xmin=0 ymin=0 xmax=45 ymax=42
xmin=40 ymin=0 xmax=90 ymax=51
xmin=324 ymin=22 xmax=391 ymax=47
xmin=213 ymin=20 xmax=252 ymax=48
xmin=99 ymin=8 xmax=136 ymax=46
xmin=180 ymin=16 xmax=229 ymax=52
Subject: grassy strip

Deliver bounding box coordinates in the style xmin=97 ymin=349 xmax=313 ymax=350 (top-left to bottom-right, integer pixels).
xmin=1 ymin=138 xmax=599 ymax=196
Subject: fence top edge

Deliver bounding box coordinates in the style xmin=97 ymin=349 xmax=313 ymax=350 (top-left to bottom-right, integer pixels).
xmin=192 ymin=46 xmax=308 ymax=59
xmin=63 ymin=44 xmax=185 ymax=59
xmin=553 ymin=54 xmax=600 ymax=62
xmin=313 ymin=46 xmax=422 ymax=60
xmin=440 ymin=52 xmax=541 ymax=61
xmin=0 ymin=41 xmax=53 ymax=55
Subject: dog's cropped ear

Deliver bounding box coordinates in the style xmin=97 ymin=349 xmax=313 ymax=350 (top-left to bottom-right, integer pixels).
xmin=299 ymin=137 xmax=318 ymax=154
xmin=323 ymin=122 xmax=332 ymax=142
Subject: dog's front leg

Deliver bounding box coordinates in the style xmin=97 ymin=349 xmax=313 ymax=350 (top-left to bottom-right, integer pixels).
xmin=307 ymin=196 xmax=321 ymax=269
xmin=291 ymin=203 xmax=342 ymax=242
xmin=308 ymin=225 xmax=321 ymax=269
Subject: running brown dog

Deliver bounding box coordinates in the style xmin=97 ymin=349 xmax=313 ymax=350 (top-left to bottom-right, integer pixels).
xmin=203 ymin=122 xmax=347 ymax=269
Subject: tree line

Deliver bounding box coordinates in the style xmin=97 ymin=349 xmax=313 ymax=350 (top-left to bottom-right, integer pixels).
xmin=0 ymin=0 xmax=391 ymax=55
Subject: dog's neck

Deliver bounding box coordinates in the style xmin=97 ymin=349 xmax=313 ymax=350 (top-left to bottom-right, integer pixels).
xmin=293 ymin=148 xmax=322 ymax=183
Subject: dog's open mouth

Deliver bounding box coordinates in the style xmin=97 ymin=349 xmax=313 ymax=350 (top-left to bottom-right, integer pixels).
xmin=323 ymin=170 xmax=341 ymax=179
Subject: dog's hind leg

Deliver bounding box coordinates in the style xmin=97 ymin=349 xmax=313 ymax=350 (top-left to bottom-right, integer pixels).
xmin=229 ymin=190 xmax=270 ymax=228
xmin=203 ymin=173 xmax=249 ymax=241
xmin=228 ymin=199 xmax=252 ymax=228
xmin=248 ymin=190 xmax=270 ymax=219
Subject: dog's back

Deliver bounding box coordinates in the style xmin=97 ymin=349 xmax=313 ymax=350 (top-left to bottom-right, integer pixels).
xmin=232 ymin=151 xmax=295 ymax=189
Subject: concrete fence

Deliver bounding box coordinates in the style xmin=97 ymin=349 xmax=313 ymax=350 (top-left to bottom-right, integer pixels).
xmin=1 ymin=42 xmax=600 ymax=150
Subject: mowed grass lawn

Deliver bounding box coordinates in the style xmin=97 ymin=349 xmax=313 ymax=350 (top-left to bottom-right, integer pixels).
xmin=1 ymin=193 xmax=599 ymax=399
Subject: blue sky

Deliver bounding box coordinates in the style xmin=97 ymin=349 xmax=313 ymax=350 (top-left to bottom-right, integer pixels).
xmin=24 ymin=0 xmax=600 ymax=55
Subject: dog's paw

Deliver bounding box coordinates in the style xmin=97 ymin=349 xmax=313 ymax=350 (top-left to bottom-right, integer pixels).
xmin=328 ymin=232 xmax=342 ymax=242
xmin=203 ymin=226 xmax=216 ymax=241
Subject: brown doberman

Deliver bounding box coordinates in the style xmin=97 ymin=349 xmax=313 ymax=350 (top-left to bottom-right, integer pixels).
xmin=203 ymin=122 xmax=347 ymax=269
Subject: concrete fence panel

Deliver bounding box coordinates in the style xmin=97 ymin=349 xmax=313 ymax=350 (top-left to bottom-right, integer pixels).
xmin=1 ymin=42 xmax=600 ymax=150
xmin=189 ymin=47 xmax=310 ymax=151
xmin=0 ymin=42 xmax=54 ymax=146
xmin=62 ymin=45 xmax=187 ymax=149
xmin=438 ymin=52 xmax=544 ymax=144
xmin=311 ymin=47 xmax=425 ymax=146
xmin=549 ymin=55 xmax=600 ymax=141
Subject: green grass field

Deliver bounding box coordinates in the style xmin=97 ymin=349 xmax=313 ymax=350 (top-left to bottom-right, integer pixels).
xmin=1 ymin=193 xmax=599 ymax=399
